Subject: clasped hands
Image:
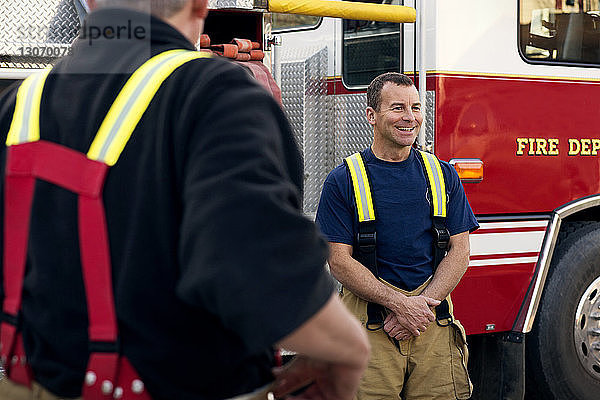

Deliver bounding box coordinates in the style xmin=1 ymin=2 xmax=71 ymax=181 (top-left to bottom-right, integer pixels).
xmin=383 ymin=294 xmax=440 ymax=341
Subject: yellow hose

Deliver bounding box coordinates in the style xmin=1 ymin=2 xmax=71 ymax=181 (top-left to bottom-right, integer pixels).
xmin=268 ymin=0 xmax=416 ymax=23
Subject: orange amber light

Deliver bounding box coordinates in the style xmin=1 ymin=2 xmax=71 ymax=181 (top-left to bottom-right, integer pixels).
xmin=450 ymin=159 xmax=483 ymax=182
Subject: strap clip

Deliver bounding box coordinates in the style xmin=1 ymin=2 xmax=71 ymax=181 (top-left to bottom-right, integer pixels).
xmin=365 ymin=302 xmax=385 ymax=331
xmin=433 ymin=226 xmax=450 ymax=249
xmin=359 ymin=231 xmax=376 ymax=245
xmin=435 ymin=299 xmax=453 ymax=327
xmin=357 ymin=220 xmax=377 ymax=253
xmin=358 ymin=231 xmax=376 ymax=250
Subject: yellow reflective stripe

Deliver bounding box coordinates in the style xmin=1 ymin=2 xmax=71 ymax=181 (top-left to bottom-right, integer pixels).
xmin=418 ymin=150 xmax=447 ymax=217
xmin=433 ymin=155 xmax=447 ymax=216
xmin=357 ymin=155 xmax=376 ymax=220
xmin=345 ymin=153 xmax=375 ymax=222
xmin=6 ymin=69 xmax=51 ymax=146
xmin=345 ymin=155 xmax=365 ymax=221
xmin=88 ymin=50 xmax=210 ymax=166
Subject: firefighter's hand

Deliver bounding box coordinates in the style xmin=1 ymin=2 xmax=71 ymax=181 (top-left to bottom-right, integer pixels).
xmin=271 ymin=356 xmax=364 ymax=400
xmin=383 ymin=313 xmax=414 ymax=341
xmin=389 ymin=294 xmax=439 ymax=336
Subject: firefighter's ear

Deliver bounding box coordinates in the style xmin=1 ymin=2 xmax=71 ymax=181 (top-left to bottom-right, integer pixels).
xmin=366 ymin=107 xmax=377 ymax=126
xmin=87 ymin=0 xmax=97 ymax=10
xmin=191 ymin=0 xmax=209 ymax=19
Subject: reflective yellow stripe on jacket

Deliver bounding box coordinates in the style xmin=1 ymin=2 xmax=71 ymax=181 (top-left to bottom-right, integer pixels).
xmin=88 ymin=49 xmax=210 ymax=165
xmin=6 ymin=49 xmax=211 ymax=167
xmin=6 ymin=69 xmax=52 ymax=146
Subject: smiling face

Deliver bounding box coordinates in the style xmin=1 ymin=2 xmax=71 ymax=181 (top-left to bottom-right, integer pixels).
xmin=367 ymin=82 xmax=423 ymax=154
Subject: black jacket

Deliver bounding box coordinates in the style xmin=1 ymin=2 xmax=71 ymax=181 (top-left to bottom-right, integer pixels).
xmin=0 ymin=8 xmax=333 ymax=400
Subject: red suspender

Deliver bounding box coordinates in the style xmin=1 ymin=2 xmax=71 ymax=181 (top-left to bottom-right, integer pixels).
xmin=1 ymin=145 xmax=36 ymax=386
xmin=3 ymin=141 xmax=110 ymax=390
xmin=3 ymin=139 xmax=149 ymax=400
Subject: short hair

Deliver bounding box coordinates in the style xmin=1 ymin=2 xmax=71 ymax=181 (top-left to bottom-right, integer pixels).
xmin=95 ymin=0 xmax=188 ymax=18
xmin=367 ymin=72 xmax=415 ymax=111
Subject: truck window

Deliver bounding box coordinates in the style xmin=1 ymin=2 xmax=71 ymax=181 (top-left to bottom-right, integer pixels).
xmin=272 ymin=14 xmax=321 ymax=31
xmin=520 ymin=0 xmax=600 ymax=65
xmin=342 ymin=0 xmax=403 ymax=87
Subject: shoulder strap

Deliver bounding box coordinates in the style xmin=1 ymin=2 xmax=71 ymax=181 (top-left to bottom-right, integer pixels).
xmin=416 ymin=149 xmax=447 ymax=218
xmin=344 ymin=152 xmax=375 ymax=223
xmin=414 ymin=149 xmax=450 ymax=257
xmin=344 ymin=152 xmax=383 ymax=330
xmin=415 ymin=149 xmax=454 ymax=326
xmin=344 ymin=152 xmax=377 ymax=274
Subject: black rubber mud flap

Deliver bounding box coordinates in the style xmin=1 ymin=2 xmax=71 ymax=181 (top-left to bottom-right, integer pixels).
xmin=468 ymin=332 xmax=525 ymax=400
xmin=501 ymin=332 xmax=525 ymax=400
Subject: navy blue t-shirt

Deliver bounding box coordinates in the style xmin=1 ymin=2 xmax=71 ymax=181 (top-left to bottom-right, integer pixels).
xmin=316 ymin=148 xmax=479 ymax=291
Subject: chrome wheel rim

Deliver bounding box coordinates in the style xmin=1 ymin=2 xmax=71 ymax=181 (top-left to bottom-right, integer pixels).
xmin=574 ymin=275 xmax=600 ymax=380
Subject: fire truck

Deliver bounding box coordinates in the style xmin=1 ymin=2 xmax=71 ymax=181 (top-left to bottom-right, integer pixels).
xmin=0 ymin=1 xmax=599 ymax=399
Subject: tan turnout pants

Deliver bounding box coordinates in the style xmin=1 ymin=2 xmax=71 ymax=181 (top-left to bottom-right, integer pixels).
xmin=342 ymin=280 xmax=473 ymax=400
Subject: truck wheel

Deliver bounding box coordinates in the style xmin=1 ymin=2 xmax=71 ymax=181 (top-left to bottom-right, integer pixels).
xmin=526 ymin=222 xmax=600 ymax=400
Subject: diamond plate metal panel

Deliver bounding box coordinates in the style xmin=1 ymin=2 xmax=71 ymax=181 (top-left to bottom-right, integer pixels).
xmin=425 ymin=89 xmax=435 ymax=152
xmin=303 ymin=49 xmax=328 ymax=216
xmin=0 ymin=0 xmax=82 ymax=69
xmin=281 ymin=48 xmax=328 ymax=216
xmin=333 ymin=94 xmax=372 ymax=166
xmin=281 ymin=60 xmax=305 ymax=156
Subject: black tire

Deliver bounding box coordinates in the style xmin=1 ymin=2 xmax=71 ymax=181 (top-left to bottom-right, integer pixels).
xmin=526 ymin=222 xmax=600 ymax=400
